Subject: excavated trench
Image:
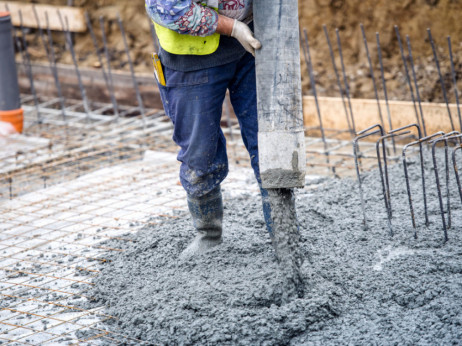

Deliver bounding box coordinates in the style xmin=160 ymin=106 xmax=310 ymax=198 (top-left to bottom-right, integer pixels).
xmin=81 ymin=150 xmax=462 ymax=344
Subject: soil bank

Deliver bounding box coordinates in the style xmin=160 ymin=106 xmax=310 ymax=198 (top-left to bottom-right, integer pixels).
xmin=84 ymin=151 xmax=462 ymax=344
xmin=18 ymin=0 xmax=462 ymax=103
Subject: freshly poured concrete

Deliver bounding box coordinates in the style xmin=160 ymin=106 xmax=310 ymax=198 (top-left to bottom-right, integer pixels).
xmin=0 ymin=150 xmax=265 ymax=344
xmin=84 ymin=150 xmax=462 ymax=344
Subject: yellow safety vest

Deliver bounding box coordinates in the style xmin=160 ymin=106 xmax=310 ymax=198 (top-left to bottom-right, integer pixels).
xmin=153 ymin=1 xmax=220 ymax=56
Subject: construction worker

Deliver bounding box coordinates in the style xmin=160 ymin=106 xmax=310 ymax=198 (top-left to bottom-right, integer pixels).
xmin=145 ymin=0 xmax=271 ymax=257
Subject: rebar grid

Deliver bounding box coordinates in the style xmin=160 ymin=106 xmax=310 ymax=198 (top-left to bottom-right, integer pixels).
xmin=0 ymin=138 xmax=269 ymax=344
xmin=2 ymin=91 xmax=322 ymax=343
xmin=1 ymin=94 xmax=174 ymax=200
xmin=0 ymin=95 xmax=386 ymax=344
xmin=2 ymin=93 xmax=374 ymax=204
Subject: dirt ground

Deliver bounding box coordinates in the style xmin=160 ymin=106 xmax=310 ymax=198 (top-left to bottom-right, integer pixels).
xmin=15 ymin=0 xmax=462 ymax=102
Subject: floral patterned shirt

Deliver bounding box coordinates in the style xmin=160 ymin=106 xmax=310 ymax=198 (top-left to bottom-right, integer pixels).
xmin=145 ymin=0 xmax=253 ymax=37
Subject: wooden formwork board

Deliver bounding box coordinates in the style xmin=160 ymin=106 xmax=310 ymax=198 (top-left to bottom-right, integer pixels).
xmin=16 ymin=63 xmax=163 ymax=110
xmin=16 ymin=60 xmax=461 ymax=137
xmin=0 ymin=2 xmax=86 ymax=32
xmin=303 ymin=96 xmax=461 ymax=136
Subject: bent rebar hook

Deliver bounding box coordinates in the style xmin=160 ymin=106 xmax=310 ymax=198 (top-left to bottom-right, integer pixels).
xmin=376 ymin=131 xmax=411 ymax=236
xmin=430 ymin=133 xmax=462 ymax=241
xmin=399 ymin=131 xmax=444 ymax=237
xmin=353 ymin=124 xmax=385 ymax=230
xmin=390 ymin=124 xmax=425 ymax=233
xmin=453 ymin=145 xmax=462 ymax=207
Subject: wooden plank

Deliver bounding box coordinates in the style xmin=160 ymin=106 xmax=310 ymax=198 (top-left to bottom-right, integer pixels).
xmin=0 ymin=2 xmax=86 ymax=32
xmin=303 ymin=96 xmax=460 ymax=135
xmin=16 ymin=63 xmax=163 ymax=110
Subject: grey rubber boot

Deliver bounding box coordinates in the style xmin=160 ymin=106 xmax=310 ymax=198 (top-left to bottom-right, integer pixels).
xmin=180 ymin=186 xmax=223 ymax=258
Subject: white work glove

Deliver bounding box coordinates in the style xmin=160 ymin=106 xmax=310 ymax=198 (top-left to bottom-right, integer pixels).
xmin=231 ymin=20 xmax=261 ymax=57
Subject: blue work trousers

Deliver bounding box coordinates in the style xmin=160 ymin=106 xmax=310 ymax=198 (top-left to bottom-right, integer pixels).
xmin=158 ymin=53 xmax=262 ymax=198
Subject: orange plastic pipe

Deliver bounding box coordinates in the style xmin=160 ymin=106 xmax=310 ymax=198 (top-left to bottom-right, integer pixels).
xmin=0 ymin=108 xmax=24 ymax=133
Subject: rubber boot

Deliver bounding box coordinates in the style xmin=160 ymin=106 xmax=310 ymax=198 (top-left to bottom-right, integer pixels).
xmin=180 ymin=186 xmax=223 ymax=258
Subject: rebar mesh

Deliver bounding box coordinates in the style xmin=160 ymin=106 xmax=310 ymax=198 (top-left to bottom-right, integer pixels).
xmin=0 ymin=95 xmax=376 ymax=343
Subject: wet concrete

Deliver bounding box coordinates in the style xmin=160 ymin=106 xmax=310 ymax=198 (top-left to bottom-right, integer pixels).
xmin=268 ymin=188 xmax=305 ymax=303
xmin=85 ymin=152 xmax=462 ymax=344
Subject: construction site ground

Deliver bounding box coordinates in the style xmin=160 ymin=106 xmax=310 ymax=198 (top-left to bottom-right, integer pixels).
xmin=1 ymin=0 xmax=462 ymax=344
xmin=1 ymin=104 xmax=461 ymax=344
xmin=85 ymin=156 xmax=462 ymax=345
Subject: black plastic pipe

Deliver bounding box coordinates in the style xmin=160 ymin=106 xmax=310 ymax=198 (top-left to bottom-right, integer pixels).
xmin=0 ymin=12 xmax=20 ymax=111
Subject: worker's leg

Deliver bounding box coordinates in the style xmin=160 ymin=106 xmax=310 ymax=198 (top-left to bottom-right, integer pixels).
xmin=227 ymin=53 xmax=273 ymax=236
xmin=159 ymin=65 xmax=232 ymax=197
xmin=158 ymin=63 xmax=233 ymax=256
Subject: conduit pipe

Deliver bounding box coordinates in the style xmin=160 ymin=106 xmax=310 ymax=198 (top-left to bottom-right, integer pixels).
xmin=0 ymin=12 xmax=23 ymax=133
